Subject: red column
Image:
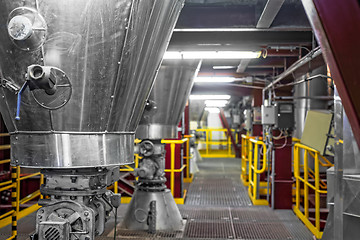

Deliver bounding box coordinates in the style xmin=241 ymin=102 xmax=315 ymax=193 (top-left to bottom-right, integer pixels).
xmin=271 ymin=130 xmax=293 ymax=209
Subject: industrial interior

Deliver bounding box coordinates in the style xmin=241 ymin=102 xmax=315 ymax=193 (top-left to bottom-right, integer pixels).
xmin=0 ymin=0 xmax=358 ymax=239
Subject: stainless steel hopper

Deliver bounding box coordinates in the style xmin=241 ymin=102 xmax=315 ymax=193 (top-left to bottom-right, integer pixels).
xmin=0 ymin=1 xmax=185 ymax=239
xmin=122 ymin=59 xmax=201 ymax=232
xmin=137 ymin=59 xmax=202 ymax=139
xmin=0 ymin=0 xmax=184 ymax=168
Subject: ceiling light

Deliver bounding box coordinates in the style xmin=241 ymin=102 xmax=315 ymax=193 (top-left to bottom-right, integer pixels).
xmin=212 ymin=66 xmax=236 ymax=70
xmin=195 ymin=77 xmax=235 ymax=83
xmin=163 ymin=51 xmax=261 ymax=60
xmin=205 ymin=107 xmax=220 ymax=114
xmin=205 ymin=100 xmax=228 ymax=107
xmin=189 ymin=95 xmax=231 ymax=100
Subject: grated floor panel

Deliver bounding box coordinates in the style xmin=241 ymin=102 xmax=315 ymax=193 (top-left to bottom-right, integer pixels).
xmin=184 ymin=221 xmax=235 ymax=239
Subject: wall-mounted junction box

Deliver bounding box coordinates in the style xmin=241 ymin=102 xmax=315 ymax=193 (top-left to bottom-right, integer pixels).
xmin=261 ymin=105 xmax=276 ymax=125
xmin=261 ymin=102 xmax=294 ymax=128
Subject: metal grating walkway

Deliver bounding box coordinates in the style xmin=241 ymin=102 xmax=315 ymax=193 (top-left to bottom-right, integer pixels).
xmin=112 ymin=158 xmax=313 ymax=240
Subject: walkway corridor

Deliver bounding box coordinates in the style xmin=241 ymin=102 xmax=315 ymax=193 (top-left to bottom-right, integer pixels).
xmin=179 ymin=158 xmax=314 ymax=239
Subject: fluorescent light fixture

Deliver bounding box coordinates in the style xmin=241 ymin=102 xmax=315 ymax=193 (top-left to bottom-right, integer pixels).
xmin=195 ymin=77 xmax=235 ymax=83
xmin=205 ymin=100 xmax=228 ymax=107
xmin=205 ymin=107 xmax=220 ymax=114
xmin=189 ymin=95 xmax=231 ymax=100
xmin=212 ymin=66 xmax=236 ymax=70
xmin=163 ymin=51 xmax=261 ymax=60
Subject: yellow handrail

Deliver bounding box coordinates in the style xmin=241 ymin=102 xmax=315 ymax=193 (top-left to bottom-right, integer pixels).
xmin=249 ymin=138 xmax=267 ymax=174
xmin=0 ymin=166 xmax=43 ymax=239
xmin=247 ymin=138 xmax=269 ymax=206
xmin=293 ymin=142 xmax=334 ymax=239
xmin=195 ymin=128 xmax=238 ymax=158
xmin=162 ymin=138 xmax=188 ymax=196
xmin=119 ymin=139 xmax=188 ymax=197
xmin=241 ymin=135 xmax=250 ymax=186
xmin=183 ymin=135 xmax=193 ymax=181
xmin=0 ymin=136 xmax=43 ymax=239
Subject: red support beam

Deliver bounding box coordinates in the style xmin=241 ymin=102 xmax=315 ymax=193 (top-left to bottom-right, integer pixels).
xmin=302 ymin=0 xmax=360 ymax=147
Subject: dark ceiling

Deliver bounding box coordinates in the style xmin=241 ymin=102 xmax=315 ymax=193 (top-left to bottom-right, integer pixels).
xmin=169 ymin=0 xmax=315 ymax=95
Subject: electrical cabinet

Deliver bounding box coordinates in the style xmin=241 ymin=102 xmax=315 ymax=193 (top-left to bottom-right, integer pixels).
xmin=275 ymin=102 xmax=294 ymax=129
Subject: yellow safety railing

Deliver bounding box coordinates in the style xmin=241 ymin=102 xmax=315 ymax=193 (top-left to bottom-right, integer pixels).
xmin=293 ymin=142 xmax=333 ymax=239
xmin=183 ymin=135 xmax=194 ymax=183
xmin=0 ymin=133 xmax=44 ymax=239
xmin=241 ymin=134 xmax=250 ymax=186
xmin=240 ymin=134 xmax=261 ymax=186
xmin=0 ymin=169 xmax=44 ymax=239
xmin=248 ymin=138 xmax=269 ymax=206
xmin=118 ymin=138 xmax=189 ymax=204
xmin=161 ymin=138 xmax=188 ymax=199
xmin=195 ymin=128 xmax=238 ymax=158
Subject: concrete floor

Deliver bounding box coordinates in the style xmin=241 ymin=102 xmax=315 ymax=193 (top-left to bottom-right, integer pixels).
xmin=0 ymin=158 xmax=314 ymax=239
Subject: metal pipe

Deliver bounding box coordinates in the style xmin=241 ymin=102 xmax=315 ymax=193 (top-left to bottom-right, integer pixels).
xmin=271 ymin=145 xmax=275 ymax=210
xmin=274 ymin=74 xmax=332 ymax=89
xmin=263 ymin=46 xmax=322 ymax=92
xmin=274 ymin=96 xmax=333 ymax=100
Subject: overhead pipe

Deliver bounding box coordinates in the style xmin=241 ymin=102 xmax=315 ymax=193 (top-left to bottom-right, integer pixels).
xmin=263 ymin=46 xmax=322 ymax=92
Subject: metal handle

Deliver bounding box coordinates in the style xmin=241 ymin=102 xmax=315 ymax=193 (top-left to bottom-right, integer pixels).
xmin=15 ymin=81 xmax=29 ymax=121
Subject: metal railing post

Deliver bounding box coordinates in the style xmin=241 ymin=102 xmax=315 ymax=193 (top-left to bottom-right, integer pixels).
xmin=304 ymin=150 xmax=309 ymax=219
xmin=40 ymin=174 xmax=44 ymax=199
xmin=11 ymin=166 xmax=20 ymax=240
xmin=315 ymin=152 xmax=320 ymax=231
xmin=248 ymin=141 xmax=253 ymax=197
xmin=206 ymin=130 xmax=209 ymax=156
xmin=294 ymin=145 xmax=300 ymax=210
xmin=186 ymin=136 xmax=190 ymax=178
xmin=254 ymin=143 xmax=259 ymax=199
xmin=170 ymin=143 xmax=175 ymax=196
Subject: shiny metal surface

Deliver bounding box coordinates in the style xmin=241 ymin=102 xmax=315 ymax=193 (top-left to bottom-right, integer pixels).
xmin=121 ymin=189 xmax=185 ymax=231
xmin=0 ymin=0 xmax=185 ymax=168
xmin=137 ymin=59 xmax=201 ymax=139
xmin=323 ymin=88 xmax=360 ymax=240
xmin=294 ymin=66 xmax=329 ymax=139
xmin=136 ymin=125 xmax=178 ymax=140
xmin=11 ymin=133 xmax=134 ymax=168
xmin=332 ymin=87 xmax=344 ymax=240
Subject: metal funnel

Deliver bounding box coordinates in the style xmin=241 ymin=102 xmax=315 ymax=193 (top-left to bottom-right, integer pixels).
xmin=137 ymin=59 xmax=201 ymax=139
xmin=0 ymin=0 xmax=185 ymax=168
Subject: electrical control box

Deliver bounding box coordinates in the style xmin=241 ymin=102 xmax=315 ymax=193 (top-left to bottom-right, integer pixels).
xmin=275 ymin=102 xmax=294 ymax=129
xmin=261 ymin=105 xmax=276 ymax=125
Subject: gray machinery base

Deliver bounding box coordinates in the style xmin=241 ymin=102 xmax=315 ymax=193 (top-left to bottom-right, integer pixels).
xmin=121 ymin=189 xmax=185 ymax=231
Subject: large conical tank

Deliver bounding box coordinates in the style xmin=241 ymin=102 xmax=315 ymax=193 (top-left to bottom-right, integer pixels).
xmin=0 ymin=0 xmax=184 ymax=168
xmin=136 ymin=59 xmax=201 ymax=139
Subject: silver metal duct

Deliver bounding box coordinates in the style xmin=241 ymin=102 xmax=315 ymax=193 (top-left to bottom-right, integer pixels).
xmin=323 ymin=89 xmax=360 ymax=240
xmin=293 ymin=65 xmax=329 ymax=139
xmin=136 ymin=59 xmax=201 ymax=139
xmin=0 ymin=0 xmax=184 ymax=168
